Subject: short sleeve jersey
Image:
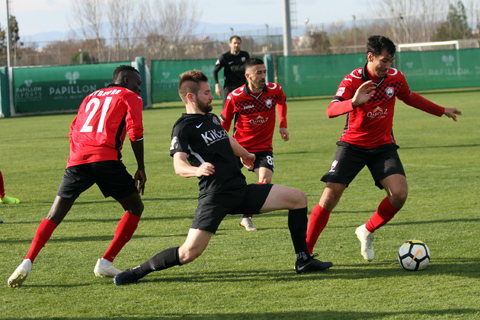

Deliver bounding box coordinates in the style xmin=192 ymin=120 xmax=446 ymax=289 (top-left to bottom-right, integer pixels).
xmin=170 ymin=113 xmax=246 ymax=194
xmin=332 ymin=64 xmax=412 ymax=148
xmin=67 ymin=86 xmax=144 ymax=167
xmin=213 ymin=50 xmax=250 ymax=89
xmin=220 ymin=83 xmax=287 ymax=153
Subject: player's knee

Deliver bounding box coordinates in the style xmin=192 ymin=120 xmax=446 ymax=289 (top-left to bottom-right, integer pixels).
xmin=390 ymin=189 xmax=408 ymax=208
xmin=179 ymin=247 xmax=203 ymax=264
xmin=293 ymin=190 xmax=308 ymax=208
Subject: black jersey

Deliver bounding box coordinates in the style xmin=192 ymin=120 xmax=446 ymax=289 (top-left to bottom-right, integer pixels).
xmin=213 ymin=50 xmax=250 ymax=89
xmin=170 ymin=112 xmax=246 ymax=194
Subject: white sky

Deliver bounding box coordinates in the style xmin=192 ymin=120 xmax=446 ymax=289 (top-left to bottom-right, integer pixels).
xmin=1 ymin=0 xmax=477 ymax=38
xmin=0 ymin=0 xmax=374 ymax=36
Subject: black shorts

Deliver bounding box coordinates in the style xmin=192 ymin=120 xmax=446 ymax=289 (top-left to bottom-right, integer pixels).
xmin=321 ymin=141 xmax=405 ymax=189
xmin=191 ymin=183 xmax=274 ymax=234
xmin=250 ymin=151 xmax=274 ymax=172
xmin=57 ymin=161 xmax=137 ymax=200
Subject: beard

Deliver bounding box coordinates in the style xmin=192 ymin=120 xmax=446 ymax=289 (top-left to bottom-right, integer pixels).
xmin=196 ymin=98 xmax=213 ymax=114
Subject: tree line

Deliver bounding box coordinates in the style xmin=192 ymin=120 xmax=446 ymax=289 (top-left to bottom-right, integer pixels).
xmin=1 ymin=0 xmax=479 ymax=67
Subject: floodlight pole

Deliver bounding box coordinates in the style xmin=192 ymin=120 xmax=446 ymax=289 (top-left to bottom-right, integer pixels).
xmin=5 ymin=0 xmax=12 ymax=67
xmin=282 ymin=0 xmax=292 ymax=56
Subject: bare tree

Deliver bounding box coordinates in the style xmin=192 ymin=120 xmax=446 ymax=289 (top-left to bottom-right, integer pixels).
xmin=108 ymin=0 xmax=142 ymax=61
xmin=377 ymin=0 xmax=449 ymax=43
xmin=69 ymin=0 xmax=105 ymax=62
xmin=141 ymin=0 xmax=202 ymax=58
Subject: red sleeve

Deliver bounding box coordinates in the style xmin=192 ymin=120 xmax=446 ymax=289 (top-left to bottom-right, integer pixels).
xmin=277 ymin=87 xmax=287 ymax=128
xmin=220 ymin=94 xmax=235 ymax=132
xmin=399 ymin=91 xmax=445 ymax=117
xmin=326 ymin=100 xmax=355 ymax=118
xmin=125 ymin=93 xmax=144 ymax=141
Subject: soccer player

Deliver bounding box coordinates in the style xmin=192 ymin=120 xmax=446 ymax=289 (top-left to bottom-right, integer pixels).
xmin=113 ymin=70 xmax=332 ymax=286
xmin=213 ymin=35 xmax=250 ymax=107
xmin=306 ymin=35 xmax=462 ymax=261
xmin=8 ymin=65 xmax=147 ymax=288
xmin=221 ymin=57 xmax=289 ymax=231
xmin=0 ymin=170 xmax=20 ymax=204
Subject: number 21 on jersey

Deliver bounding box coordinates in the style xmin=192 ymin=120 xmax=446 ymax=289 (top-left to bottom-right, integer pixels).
xmin=80 ymin=97 xmax=113 ymax=133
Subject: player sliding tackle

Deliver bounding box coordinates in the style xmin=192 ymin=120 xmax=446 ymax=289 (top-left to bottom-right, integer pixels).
xmin=114 ymin=70 xmax=332 ymax=285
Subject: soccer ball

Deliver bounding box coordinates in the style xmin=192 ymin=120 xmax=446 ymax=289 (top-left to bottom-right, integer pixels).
xmin=398 ymin=240 xmax=430 ymax=271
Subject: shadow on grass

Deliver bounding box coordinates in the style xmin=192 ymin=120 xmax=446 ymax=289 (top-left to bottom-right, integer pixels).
xmin=1 ymin=308 xmax=479 ymax=319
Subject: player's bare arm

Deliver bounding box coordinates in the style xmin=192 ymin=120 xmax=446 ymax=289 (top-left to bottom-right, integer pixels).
xmin=444 ymin=107 xmax=462 ymax=121
xmin=173 ymin=152 xmax=215 ymax=178
xmin=352 ymin=80 xmax=376 ymax=107
xmin=228 ymin=136 xmax=255 ymax=170
xmin=130 ymin=140 xmax=146 ymax=194
xmin=279 ymin=127 xmax=289 ymax=142
xmin=215 ymin=84 xmax=223 ymax=98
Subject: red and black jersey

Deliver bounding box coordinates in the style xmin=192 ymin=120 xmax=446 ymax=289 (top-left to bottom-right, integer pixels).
xmin=328 ymin=64 xmax=445 ymax=148
xmin=67 ymin=86 xmax=144 ymax=167
xmin=221 ymin=83 xmax=287 ymax=153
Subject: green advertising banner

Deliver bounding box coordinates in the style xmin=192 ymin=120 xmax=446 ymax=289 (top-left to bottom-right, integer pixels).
xmin=277 ymin=53 xmax=366 ymax=98
xmin=151 ymin=59 xmax=221 ymax=103
xmin=396 ymin=48 xmax=480 ymax=90
xmin=13 ymin=62 xmax=129 ymax=115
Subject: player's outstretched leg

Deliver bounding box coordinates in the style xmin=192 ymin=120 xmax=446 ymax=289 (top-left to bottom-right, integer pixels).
xmin=8 ymin=259 xmax=32 ymax=288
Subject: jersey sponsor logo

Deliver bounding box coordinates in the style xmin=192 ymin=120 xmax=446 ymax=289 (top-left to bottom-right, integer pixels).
xmin=367 ymin=106 xmax=388 ymax=120
xmin=244 ymin=104 xmax=255 ymax=110
xmin=201 ymin=129 xmax=229 ymax=146
xmin=265 ymin=99 xmax=273 ymax=108
xmin=335 ymin=87 xmax=346 ymax=96
xmin=385 ymin=86 xmax=394 ymax=98
xmin=249 ymin=115 xmax=269 ymax=126
xmin=329 ymin=160 xmax=338 ymax=173
xmin=228 ymin=61 xmax=234 ymax=64
xmin=196 ymin=123 xmax=203 ymax=128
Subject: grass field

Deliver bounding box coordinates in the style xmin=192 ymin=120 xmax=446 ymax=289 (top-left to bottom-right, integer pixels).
xmin=1 ymin=89 xmax=479 ymax=319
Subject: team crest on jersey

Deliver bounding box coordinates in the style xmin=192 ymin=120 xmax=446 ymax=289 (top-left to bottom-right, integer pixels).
xmin=385 ymin=86 xmax=394 ymax=98
xmin=212 ymin=116 xmax=221 ymax=126
xmin=265 ymin=99 xmax=273 ymax=108
xmin=335 ymin=87 xmax=346 ymax=96
xmin=241 ymin=57 xmax=246 ymax=62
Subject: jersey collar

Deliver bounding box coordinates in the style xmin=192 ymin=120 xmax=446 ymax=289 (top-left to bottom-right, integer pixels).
xmin=362 ymin=63 xmax=386 ymax=87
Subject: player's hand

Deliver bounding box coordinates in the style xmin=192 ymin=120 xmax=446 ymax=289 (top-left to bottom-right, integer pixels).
xmin=240 ymin=153 xmax=255 ymax=170
xmin=195 ymin=162 xmax=215 ymax=177
xmin=352 ymin=80 xmax=376 ymax=107
xmin=134 ymin=169 xmax=146 ymax=195
xmin=444 ymin=107 xmax=462 ymax=121
xmin=215 ymin=84 xmax=222 ymax=98
xmin=279 ymin=127 xmax=289 ymax=142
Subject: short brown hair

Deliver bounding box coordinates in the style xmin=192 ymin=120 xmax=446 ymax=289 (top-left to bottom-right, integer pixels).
xmin=178 ymin=70 xmax=209 ymax=103
xmin=230 ymin=35 xmax=242 ymax=43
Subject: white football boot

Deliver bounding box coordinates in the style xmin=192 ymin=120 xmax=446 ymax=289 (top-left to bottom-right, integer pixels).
xmin=8 ymin=259 xmax=32 ymax=288
xmin=355 ymin=224 xmax=374 ymax=261
xmin=239 ymin=216 xmax=257 ymax=231
xmin=94 ymin=258 xmax=122 ymax=277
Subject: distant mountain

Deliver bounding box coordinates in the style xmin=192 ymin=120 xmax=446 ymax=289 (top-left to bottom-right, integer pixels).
xmin=20 ymin=22 xmax=278 ymax=48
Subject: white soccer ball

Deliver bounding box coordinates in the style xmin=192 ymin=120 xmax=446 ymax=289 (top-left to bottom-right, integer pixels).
xmin=398 ymin=240 xmax=430 ymax=271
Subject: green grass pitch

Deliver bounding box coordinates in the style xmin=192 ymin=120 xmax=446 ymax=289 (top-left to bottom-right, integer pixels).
xmin=1 ymin=88 xmax=479 ymax=319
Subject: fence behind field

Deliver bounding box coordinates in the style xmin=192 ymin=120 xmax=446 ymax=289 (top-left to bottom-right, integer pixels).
xmin=1 ymin=49 xmax=479 ymax=117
